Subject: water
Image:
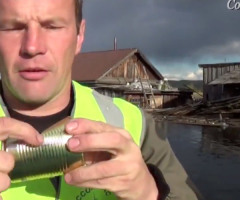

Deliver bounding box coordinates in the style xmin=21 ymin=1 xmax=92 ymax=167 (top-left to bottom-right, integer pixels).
xmin=159 ymin=121 xmax=240 ymax=200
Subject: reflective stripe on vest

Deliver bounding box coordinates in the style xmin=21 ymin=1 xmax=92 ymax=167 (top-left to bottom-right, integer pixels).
xmin=1 ymin=81 xmax=144 ymax=200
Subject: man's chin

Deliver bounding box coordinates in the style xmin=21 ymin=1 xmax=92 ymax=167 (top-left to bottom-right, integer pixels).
xmin=19 ymin=95 xmax=50 ymax=107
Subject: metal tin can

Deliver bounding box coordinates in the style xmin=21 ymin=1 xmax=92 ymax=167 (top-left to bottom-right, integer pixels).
xmin=3 ymin=117 xmax=85 ymax=183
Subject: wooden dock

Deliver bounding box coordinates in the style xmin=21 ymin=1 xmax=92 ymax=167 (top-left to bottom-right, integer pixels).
xmin=150 ymin=95 xmax=240 ymax=128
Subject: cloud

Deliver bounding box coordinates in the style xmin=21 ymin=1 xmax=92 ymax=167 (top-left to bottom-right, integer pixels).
xmin=164 ymin=73 xmax=183 ymax=81
xmin=186 ymin=69 xmax=203 ymax=80
xmin=163 ymin=68 xmax=203 ymax=80
xmin=82 ymin=0 xmax=240 ymax=79
xmin=196 ymin=68 xmax=203 ymax=76
xmin=186 ymin=72 xmax=197 ymax=80
xmin=185 ymin=69 xmax=203 ymax=80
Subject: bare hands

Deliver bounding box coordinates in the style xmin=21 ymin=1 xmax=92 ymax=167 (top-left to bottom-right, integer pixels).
xmin=65 ymin=119 xmax=158 ymax=200
xmin=0 ymin=117 xmax=43 ymax=196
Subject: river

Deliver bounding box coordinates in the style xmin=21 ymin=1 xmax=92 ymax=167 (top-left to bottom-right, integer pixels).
xmin=158 ymin=121 xmax=240 ymax=200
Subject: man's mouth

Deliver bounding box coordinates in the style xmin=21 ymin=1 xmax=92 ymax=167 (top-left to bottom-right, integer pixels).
xmin=19 ymin=68 xmax=48 ymax=81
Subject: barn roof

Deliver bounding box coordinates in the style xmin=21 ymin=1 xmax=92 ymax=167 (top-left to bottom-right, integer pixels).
xmin=209 ymin=69 xmax=240 ymax=85
xmin=199 ymin=62 xmax=240 ymax=68
xmin=72 ymin=48 xmax=163 ymax=81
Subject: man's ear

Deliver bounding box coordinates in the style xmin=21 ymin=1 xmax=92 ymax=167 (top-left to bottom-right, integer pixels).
xmin=75 ymin=19 xmax=86 ymax=55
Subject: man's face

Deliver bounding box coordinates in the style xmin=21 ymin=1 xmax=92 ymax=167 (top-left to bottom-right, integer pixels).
xmin=0 ymin=0 xmax=84 ymax=105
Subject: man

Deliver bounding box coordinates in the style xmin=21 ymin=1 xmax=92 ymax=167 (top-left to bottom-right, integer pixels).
xmin=0 ymin=0 xmax=200 ymax=200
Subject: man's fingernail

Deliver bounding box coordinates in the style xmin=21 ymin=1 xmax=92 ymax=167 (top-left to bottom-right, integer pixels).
xmin=37 ymin=134 xmax=44 ymax=143
xmin=68 ymin=138 xmax=80 ymax=149
xmin=67 ymin=121 xmax=78 ymax=131
xmin=65 ymin=173 xmax=72 ymax=183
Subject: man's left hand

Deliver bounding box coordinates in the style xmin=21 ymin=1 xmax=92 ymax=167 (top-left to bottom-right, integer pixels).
xmin=64 ymin=118 xmax=158 ymax=200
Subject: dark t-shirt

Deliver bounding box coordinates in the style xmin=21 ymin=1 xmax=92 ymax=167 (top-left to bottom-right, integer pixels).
xmin=6 ymin=93 xmax=73 ymax=133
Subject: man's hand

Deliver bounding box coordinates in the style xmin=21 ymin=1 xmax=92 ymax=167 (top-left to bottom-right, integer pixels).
xmin=65 ymin=118 xmax=158 ymax=200
xmin=0 ymin=117 xmax=43 ymax=197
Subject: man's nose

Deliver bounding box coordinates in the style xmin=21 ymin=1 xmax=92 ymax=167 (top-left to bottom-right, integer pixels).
xmin=20 ymin=24 xmax=47 ymax=58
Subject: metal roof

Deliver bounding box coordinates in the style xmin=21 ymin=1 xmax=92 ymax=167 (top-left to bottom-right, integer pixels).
xmin=199 ymin=62 xmax=240 ymax=68
xmin=72 ymin=48 xmax=163 ymax=81
xmin=209 ymin=69 xmax=240 ymax=85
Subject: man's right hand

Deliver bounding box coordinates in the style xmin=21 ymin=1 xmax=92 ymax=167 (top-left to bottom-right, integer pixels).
xmin=0 ymin=117 xmax=43 ymax=196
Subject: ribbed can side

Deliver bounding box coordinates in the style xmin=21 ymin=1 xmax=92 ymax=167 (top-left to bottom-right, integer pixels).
xmin=5 ymin=118 xmax=84 ymax=182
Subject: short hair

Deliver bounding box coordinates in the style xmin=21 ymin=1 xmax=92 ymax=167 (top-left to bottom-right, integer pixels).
xmin=75 ymin=0 xmax=83 ymax=31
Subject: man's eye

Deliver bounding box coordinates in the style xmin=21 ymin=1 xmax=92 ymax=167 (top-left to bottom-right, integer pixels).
xmin=44 ymin=25 xmax=62 ymax=30
xmin=0 ymin=27 xmax=24 ymax=31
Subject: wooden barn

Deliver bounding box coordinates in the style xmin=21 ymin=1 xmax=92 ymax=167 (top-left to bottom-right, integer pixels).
xmin=72 ymin=48 xmax=192 ymax=109
xmin=199 ymin=62 xmax=240 ymax=101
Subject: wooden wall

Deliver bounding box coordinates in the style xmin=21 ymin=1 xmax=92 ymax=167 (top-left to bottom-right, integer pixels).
xmin=203 ymin=64 xmax=240 ymax=84
xmin=104 ymin=55 xmax=161 ymax=83
xmin=202 ymin=64 xmax=240 ymax=101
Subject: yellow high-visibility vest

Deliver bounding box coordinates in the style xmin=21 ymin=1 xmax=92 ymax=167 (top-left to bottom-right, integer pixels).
xmin=1 ymin=81 xmax=144 ymax=200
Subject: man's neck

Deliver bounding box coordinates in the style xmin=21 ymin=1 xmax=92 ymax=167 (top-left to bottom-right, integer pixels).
xmin=13 ymin=97 xmax=70 ymax=116
xmin=8 ymin=93 xmax=74 ymax=133
xmin=1 ymin=85 xmax=72 ymax=117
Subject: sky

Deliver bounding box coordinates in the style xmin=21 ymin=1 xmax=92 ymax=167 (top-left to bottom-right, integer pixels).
xmin=81 ymin=0 xmax=240 ymax=80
